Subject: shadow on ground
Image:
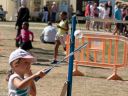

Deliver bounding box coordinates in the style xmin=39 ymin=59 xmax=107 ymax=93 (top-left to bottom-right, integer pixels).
xmin=31 ymin=47 xmax=65 ymax=63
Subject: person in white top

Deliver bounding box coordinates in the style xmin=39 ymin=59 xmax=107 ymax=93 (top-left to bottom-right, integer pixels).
xmin=6 ymin=48 xmax=46 ymax=96
xmin=51 ymin=2 xmax=58 ymax=22
xmin=98 ymin=3 xmax=104 ymax=29
xmin=41 ymin=21 xmax=57 ymax=44
xmin=103 ymin=3 xmax=110 ymax=32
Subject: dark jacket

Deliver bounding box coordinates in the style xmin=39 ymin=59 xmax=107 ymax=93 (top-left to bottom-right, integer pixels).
xmin=16 ymin=7 xmax=30 ymax=27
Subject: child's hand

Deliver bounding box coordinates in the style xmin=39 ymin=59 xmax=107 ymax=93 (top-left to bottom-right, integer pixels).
xmin=35 ymin=70 xmax=45 ymax=78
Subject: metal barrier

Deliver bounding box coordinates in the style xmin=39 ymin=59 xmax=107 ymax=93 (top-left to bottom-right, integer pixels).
xmin=66 ymin=34 xmax=128 ymax=80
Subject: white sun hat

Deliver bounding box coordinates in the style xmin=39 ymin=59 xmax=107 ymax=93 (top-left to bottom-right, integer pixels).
xmin=9 ymin=48 xmax=34 ymax=64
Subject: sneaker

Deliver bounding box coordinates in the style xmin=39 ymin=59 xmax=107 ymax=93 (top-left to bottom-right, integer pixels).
xmin=51 ymin=60 xmax=58 ymax=64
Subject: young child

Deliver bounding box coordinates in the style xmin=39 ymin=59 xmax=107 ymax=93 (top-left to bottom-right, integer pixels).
xmin=51 ymin=11 xmax=69 ymax=64
xmin=16 ymin=22 xmax=34 ymax=50
xmin=7 ymin=48 xmax=45 ymax=96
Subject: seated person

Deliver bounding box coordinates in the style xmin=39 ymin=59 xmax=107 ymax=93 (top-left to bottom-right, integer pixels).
xmin=40 ymin=21 xmax=57 ymax=44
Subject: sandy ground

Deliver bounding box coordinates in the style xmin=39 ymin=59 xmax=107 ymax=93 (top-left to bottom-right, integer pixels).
xmin=1 ymin=22 xmax=128 ymax=96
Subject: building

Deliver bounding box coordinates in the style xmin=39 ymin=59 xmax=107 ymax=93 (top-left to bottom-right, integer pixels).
xmin=0 ymin=0 xmax=70 ymax=21
xmin=2 ymin=0 xmax=124 ymax=21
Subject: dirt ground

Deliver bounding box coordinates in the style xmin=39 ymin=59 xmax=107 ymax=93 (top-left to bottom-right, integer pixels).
xmin=1 ymin=22 xmax=128 ymax=96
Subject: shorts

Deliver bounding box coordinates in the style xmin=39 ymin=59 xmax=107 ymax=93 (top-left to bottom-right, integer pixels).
xmin=85 ymin=16 xmax=90 ymax=21
xmin=20 ymin=41 xmax=33 ymax=50
xmin=55 ymin=34 xmax=67 ymax=48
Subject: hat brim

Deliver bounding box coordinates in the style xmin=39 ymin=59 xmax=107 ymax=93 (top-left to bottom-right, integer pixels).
xmin=21 ymin=55 xmax=36 ymax=63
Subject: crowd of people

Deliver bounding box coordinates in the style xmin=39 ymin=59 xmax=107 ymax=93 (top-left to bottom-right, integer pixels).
xmin=41 ymin=1 xmax=74 ymax=23
xmin=84 ymin=1 xmax=128 ymax=37
xmin=41 ymin=2 xmax=58 ymax=23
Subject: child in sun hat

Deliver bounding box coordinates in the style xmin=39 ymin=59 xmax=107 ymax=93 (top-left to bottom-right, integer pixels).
xmin=6 ymin=48 xmax=45 ymax=96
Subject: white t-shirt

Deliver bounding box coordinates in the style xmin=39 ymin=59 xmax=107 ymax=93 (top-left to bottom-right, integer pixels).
xmin=98 ymin=6 xmax=104 ymax=19
xmin=42 ymin=25 xmax=57 ymax=42
xmin=8 ymin=74 xmax=29 ymax=96
xmin=103 ymin=8 xmax=110 ymax=19
xmin=90 ymin=5 xmax=94 ymax=17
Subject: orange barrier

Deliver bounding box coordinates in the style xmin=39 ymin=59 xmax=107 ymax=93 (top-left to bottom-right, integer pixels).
xmin=66 ymin=34 xmax=128 ymax=80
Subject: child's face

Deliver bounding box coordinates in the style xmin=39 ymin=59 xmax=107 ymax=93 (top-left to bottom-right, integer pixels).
xmin=60 ymin=13 xmax=67 ymax=20
xmin=12 ymin=58 xmax=32 ymax=74
xmin=22 ymin=24 xmax=28 ymax=30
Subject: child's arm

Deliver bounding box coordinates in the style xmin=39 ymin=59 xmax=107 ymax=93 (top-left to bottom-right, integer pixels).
xmin=65 ymin=21 xmax=69 ymax=32
xmin=13 ymin=70 xmax=45 ymax=90
xmin=57 ymin=21 xmax=69 ymax=32
xmin=29 ymin=31 xmax=34 ymax=41
xmin=16 ymin=35 xmax=21 ymax=41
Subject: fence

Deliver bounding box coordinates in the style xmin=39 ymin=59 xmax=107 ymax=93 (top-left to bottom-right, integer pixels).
xmin=66 ymin=34 xmax=128 ymax=80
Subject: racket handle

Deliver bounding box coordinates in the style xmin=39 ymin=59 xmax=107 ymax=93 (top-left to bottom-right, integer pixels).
xmin=43 ymin=67 xmax=52 ymax=74
xmin=34 ymin=76 xmax=41 ymax=81
xmin=34 ymin=67 xmax=52 ymax=82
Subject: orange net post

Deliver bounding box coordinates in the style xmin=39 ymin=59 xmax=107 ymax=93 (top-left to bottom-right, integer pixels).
xmin=73 ymin=60 xmax=84 ymax=76
xmin=108 ymin=39 xmax=112 ymax=64
xmin=107 ymin=65 xmax=123 ymax=80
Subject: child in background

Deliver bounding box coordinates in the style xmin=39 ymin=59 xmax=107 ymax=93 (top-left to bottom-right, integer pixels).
xmin=6 ymin=48 xmax=45 ymax=96
xmin=16 ymin=22 xmax=34 ymax=50
xmin=51 ymin=11 xmax=69 ymax=64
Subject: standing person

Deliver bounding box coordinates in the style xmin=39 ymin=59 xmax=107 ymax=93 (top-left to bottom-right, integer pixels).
xmin=40 ymin=21 xmax=57 ymax=44
xmin=42 ymin=5 xmax=49 ymax=23
xmin=0 ymin=5 xmax=3 ymax=11
xmin=121 ymin=7 xmax=127 ymax=34
xmin=51 ymin=2 xmax=58 ymax=23
xmin=51 ymin=11 xmax=69 ymax=64
xmin=113 ymin=4 xmax=122 ymax=35
xmin=98 ymin=3 xmax=104 ymax=29
xmin=15 ymin=0 xmax=30 ymax=47
xmin=16 ymin=22 xmax=34 ymax=51
xmin=84 ymin=1 xmax=91 ymax=30
xmin=92 ymin=3 xmax=99 ymax=31
xmin=123 ymin=8 xmax=128 ymax=37
xmin=103 ymin=3 xmax=110 ymax=32
xmin=6 ymin=48 xmax=45 ymax=96
xmin=0 ymin=5 xmax=6 ymax=21
xmin=68 ymin=4 xmax=74 ymax=20
xmin=107 ymin=1 xmax=113 ymax=32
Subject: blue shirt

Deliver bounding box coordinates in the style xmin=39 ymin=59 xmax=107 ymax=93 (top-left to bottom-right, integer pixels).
xmin=114 ymin=8 xmax=122 ymax=20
